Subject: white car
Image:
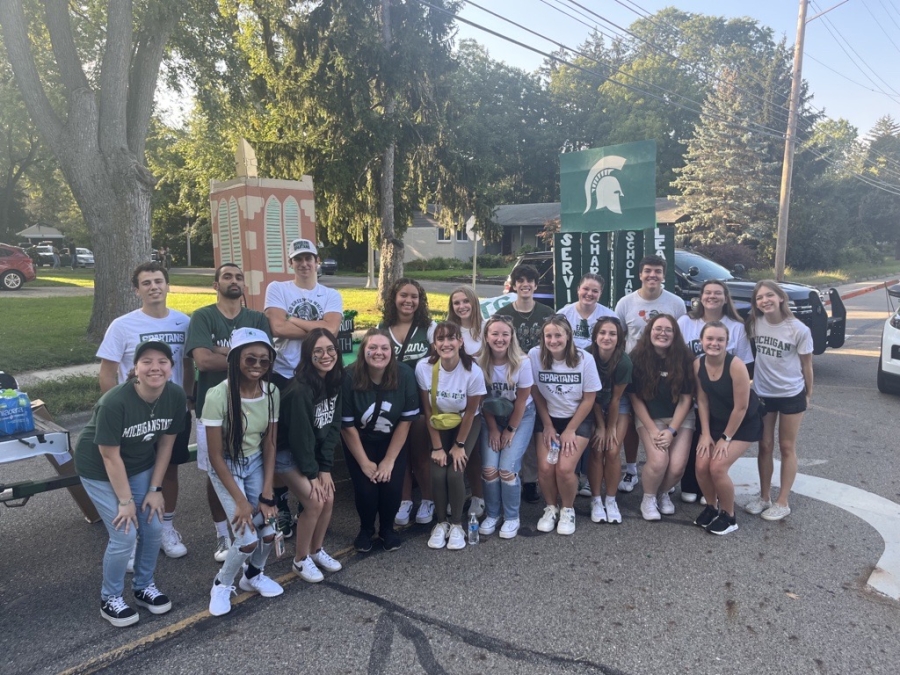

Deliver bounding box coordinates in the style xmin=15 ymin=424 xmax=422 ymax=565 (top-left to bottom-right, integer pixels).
xmin=877 ymin=283 xmax=900 ymax=395
xmin=73 ymin=247 xmax=94 ymax=268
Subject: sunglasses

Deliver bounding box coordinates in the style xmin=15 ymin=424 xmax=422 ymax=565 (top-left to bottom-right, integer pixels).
xmin=242 ymin=356 xmax=272 ymax=368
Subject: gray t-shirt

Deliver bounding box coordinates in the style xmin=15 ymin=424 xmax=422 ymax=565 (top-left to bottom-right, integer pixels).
xmin=615 ymin=290 xmax=686 ymax=353
xmin=751 ymin=317 xmax=813 ymax=398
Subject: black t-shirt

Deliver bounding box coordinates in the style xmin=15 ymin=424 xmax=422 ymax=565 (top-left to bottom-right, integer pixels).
xmin=341 ymin=362 xmax=420 ymax=443
xmin=630 ymin=361 xmax=693 ymax=420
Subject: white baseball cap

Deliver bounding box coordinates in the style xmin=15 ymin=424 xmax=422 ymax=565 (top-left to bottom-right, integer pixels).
xmin=228 ymin=327 xmax=275 ymax=359
xmin=288 ymin=238 xmax=318 ymax=259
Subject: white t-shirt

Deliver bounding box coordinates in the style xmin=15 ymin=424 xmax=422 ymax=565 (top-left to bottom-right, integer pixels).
xmin=484 ymin=361 xmax=534 ymax=407
xmin=461 ymin=327 xmax=483 ymax=358
xmin=559 ymin=302 xmax=617 ymax=350
xmin=751 ymin=317 xmax=813 ymax=398
xmin=678 ymin=315 xmax=754 ymax=364
xmin=96 ymin=308 xmax=190 ymax=386
xmin=415 ymin=358 xmax=487 ymax=415
xmin=528 ymin=347 xmax=602 ymax=419
xmin=264 ymin=281 xmax=343 ymax=378
xmin=615 ymin=290 xmax=686 ymax=353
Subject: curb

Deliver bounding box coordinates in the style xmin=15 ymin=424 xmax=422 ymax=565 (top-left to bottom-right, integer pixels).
xmin=835 ymin=279 xmax=899 ymax=303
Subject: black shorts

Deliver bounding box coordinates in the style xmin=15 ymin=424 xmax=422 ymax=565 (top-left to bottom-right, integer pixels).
xmin=534 ymin=415 xmax=594 ymax=439
xmin=760 ymin=391 xmax=807 ymax=416
xmin=710 ymin=414 xmax=762 ymax=443
xmin=156 ymin=409 xmax=192 ymax=466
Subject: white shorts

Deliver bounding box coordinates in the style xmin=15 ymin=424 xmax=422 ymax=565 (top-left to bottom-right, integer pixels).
xmin=196 ymin=419 xmax=209 ymax=472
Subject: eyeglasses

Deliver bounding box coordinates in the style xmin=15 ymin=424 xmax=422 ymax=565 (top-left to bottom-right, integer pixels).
xmin=651 ymin=327 xmax=674 ymax=335
xmin=242 ymin=356 xmax=272 ymax=368
xmin=312 ymin=347 xmax=337 ymax=357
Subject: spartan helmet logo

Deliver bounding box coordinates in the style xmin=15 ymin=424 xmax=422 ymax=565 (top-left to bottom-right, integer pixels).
xmin=583 ymin=155 xmax=626 ymax=214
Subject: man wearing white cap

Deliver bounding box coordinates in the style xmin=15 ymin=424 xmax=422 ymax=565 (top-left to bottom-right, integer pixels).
xmin=264 ymin=238 xmax=342 ymax=530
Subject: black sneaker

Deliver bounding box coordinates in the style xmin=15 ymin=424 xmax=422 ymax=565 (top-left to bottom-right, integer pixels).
xmin=381 ymin=531 xmax=402 ymax=552
xmin=277 ymin=510 xmax=295 ymax=540
xmin=707 ymin=512 xmax=739 ymax=536
xmin=101 ymin=595 xmax=139 ymax=627
xmin=522 ymin=482 xmax=540 ymax=504
xmin=354 ymin=530 xmax=374 ymax=553
xmin=133 ymin=583 xmax=172 ymax=614
xmin=694 ymin=505 xmax=719 ymax=529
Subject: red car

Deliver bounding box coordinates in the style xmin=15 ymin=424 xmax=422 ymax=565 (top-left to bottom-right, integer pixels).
xmin=0 ymin=243 xmax=37 ymax=291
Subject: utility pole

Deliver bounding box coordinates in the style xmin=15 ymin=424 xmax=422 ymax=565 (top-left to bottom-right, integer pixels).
xmin=774 ymin=0 xmax=849 ymax=281
xmin=774 ymin=0 xmax=808 ymax=282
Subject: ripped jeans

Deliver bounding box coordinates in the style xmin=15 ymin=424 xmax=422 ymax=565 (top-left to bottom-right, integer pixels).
xmin=480 ymin=403 xmax=536 ymax=521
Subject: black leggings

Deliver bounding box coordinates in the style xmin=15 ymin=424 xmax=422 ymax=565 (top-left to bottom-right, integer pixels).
xmin=431 ymin=419 xmax=482 ymax=527
xmin=343 ymin=438 xmax=408 ymax=537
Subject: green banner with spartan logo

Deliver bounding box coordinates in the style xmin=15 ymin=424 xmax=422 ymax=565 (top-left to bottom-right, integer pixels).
xmin=559 ymin=140 xmax=657 ymax=233
xmin=554 ymin=232 xmax=612 ymax=308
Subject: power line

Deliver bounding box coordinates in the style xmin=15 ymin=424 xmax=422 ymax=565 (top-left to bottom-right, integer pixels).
xmin=861 ymin=0 xmax=900 ymax=57
xmin=876 ymin=0 xmax=900 ymax=32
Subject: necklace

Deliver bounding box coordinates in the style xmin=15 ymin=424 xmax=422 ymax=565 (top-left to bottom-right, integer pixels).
xmin=135 ymin=383 xmax=163 ymax=419
xmin=513 ymin=301 xmax=535 ymax=320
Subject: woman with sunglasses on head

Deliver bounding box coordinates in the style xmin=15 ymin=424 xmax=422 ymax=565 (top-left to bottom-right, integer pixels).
xmin=586 ymin=317 xmax=632 ymax=524
xmin=530 ymin=314 xmax=601 ymax=535
xmin=203 ymin=328 xmax=282 ymax=616
xmin=677 ymin=280 xmax=754 ymax=504
xmin=276 ymin=328 xmax=344 ymax=583
xmin=628 ymin=314 xmax=696 ymax=521
xmin=558 ymin=273 xmax=616 ymax=350
xmin=341 ymin=329 xmax=420 ymax=553
xmin=693 ymin=321 xmax=762 ymax=535
xmin=379 ymin=277 xmax=437 ymax=528
xmin=476 ymin=315 xmax=535 ymax=539
xmin=76 ymin=341 xmax=185 ymax=627
xmin=417 ymin=321 xmax=486 ymax=550
xmin=743 ymin=280 xmax=813 ymax=522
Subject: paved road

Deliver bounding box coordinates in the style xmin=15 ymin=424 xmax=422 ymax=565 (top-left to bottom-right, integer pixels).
xmin=2 ymin=281 xmax=899 ymax=674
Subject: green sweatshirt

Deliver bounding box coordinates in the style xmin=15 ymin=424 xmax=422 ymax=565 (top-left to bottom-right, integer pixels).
xmin=277 ymin=382 xmax=341 ymax=479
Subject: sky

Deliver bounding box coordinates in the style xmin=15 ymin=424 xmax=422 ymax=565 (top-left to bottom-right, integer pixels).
xmin=454 ymin=0 xmax=900 ymax=138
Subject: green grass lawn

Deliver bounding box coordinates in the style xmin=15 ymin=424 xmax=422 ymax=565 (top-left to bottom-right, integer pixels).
xmin=749 ymin=260 xmax=900 ymax=286
xmin=340 ymin=267 xmax=509 ymax=281
xmin=26 ymin=375 xmax=101 ymax=415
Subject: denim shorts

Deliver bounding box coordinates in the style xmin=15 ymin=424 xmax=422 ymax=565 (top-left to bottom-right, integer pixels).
xmin=208 ymin=451 xmax=275 ymax=547
xmin=274 ymin=448 xmax=300 ymax=475
xmin=636 ymin=411 xmax=696 ymax=432
xmin=601 ymin=396 xmax=632 ymax=417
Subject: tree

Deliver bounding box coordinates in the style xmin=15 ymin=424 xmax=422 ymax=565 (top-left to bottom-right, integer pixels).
xmin=0 ymin=1 xmax=186 ymax=339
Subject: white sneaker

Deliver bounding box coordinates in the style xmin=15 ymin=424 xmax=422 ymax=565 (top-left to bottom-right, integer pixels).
xmin=605 ymin=498 xmax=622 ymax=524
xmin=658 ymin=492 xmax=676 ymax=515
xmin=761 ymin=503 xmax=792 ymax=521
xmin=468 ymin=497 xmax=485 ymax=518
xmin=537 ymin=505 xmax=559 ymax=532
xmin=427 ymin=522 xmax=450 ymax=549
xmin=292 ymin=556 xmax=324 ymax=583
xmin=578 ymin=476 xmax=592 ymax=497
xmin=590 ymin=497 xmax=607 ymax=523
xmin=618 ymin=472 xmax=639 ymax=492
xmin=126 ymin=541 xmax=136 ymax=574
xmin=394 ymin=500 xmax=413 ymax=526
xmin=160 ymin=528 xmax=187 ymax=558
xmin=499 ymin=519 xmax=520 ymax=539
xmin=209 ymin=582 xmax=236 ymax=616
xmin=447 ymin=524 xmax=466 ymax=550
xmin=744 ymin=495 xmax=772 ymax=515
xmin=239 ymin=571 xmax=284 ymax=597
xmin=680 ymin=491 xmax=698 ymax=503
xmin=641 ymin=496 xmax=661 ymax=521
xmin=556 ymin=507 xmax=576 ymax=535
xmin=312 ymin=548 xmax=343 ymax=573
xmin=415 ymin=500 xmax=435 ymax=524
xmin=213 ymin=536 xmax=231 ymax=563
xmin=479 ymin=516 xmax=499 ymax=536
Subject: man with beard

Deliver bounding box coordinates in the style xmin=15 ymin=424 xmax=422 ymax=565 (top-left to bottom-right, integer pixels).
xmin=186 ymin=263 xmax=272 ymax=561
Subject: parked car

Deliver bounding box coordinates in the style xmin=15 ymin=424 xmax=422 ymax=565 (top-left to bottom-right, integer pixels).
xmin=504 ymin=248 xmax=847 ymax=355
xmin=0 ymin=243 xmax=37 ymax=291
xmin=72 ymin=247 xmax=94 ymax=268
xmin=877 ymin=283 xmax=900 ymax=395
xmin=320 ymin=258 xmax=338 ymax=275
xmin=34 ymin=244 xmax=56 ymax=267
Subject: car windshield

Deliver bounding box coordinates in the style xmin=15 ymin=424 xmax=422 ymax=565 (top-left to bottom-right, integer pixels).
xmin=674 ymin=251 xmax=735 ymax=282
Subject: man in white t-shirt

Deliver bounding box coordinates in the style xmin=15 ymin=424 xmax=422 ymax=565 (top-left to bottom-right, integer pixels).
xmin=264 ymin=238 xmax=343 ymax=531
xmin=613 ymin=254 xmax=686 ymax=493
xmin=97 ymin=262 xmax=195 ymax=559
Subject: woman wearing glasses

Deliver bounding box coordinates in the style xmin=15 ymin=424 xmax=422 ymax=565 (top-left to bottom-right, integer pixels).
xmin=203 ymin=328 xmax=283 ymax=616
xmin=276 ymin=328 xmax=344 ymax=582
xmin=628 ymin=314 xmax=695 ymax=521
xmin=530 ymin=314 xmax=601 ymax=535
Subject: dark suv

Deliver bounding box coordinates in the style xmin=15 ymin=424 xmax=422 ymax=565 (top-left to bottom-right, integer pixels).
xmin=505 ymin=249 xmax=846 ymax=355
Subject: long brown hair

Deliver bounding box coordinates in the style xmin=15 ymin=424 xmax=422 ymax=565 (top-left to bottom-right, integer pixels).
xmin=539 ymin=314 xmax=581 ymax=369
xmin=631 ymin=314 xmax=694 ymax=403
xmin=427 ymin=321 xmax=474 ymax=370
xmin=688 ymin=279 xmax=742 ymax=321
xmin=352 ymin=328 xmax=399 ymax=391
xmin=589 ymin=316 xmax=626 ymax=393
xmin=446 ymin=285 xmax=483 ymax=344
xmin=745 ymin=279 xmax=795 ymax=338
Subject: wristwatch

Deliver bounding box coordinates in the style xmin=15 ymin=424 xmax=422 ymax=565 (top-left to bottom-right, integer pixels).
xmin=148 ymin=485 xmax=163 ymax=492
xmin=506 ymin=425 xmax=517 ymax=433
xmin=720 ymin=433 xmax=732 ymax=443
xmin=454 ymin=441 xmax=466 ymax=449
xmin=666 ymin=426 xmax=678 ymax=437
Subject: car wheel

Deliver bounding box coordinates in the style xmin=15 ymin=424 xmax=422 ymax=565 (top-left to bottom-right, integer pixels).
xmin=1 ymin=270 xmax=25 ymax=291
xmin=877 ymin=358 xmax=900 ymax=395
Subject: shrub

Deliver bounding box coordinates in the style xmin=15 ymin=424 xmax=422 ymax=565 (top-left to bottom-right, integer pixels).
xmin=405 ymin=256 xmax=468 ymax=271
xmin=691 ymin=243 xmax=760 ymax=273
xmin=515 ymin=244 xmax=536 ymax=256
xmin=474 ymin=253 xmax=511 ymax=268
xmin=838 ymin=245 xmax=885 ymax=266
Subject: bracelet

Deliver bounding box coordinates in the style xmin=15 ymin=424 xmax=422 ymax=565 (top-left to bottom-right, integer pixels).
xmin=666 ymin=426 xmax=677 ymax=436
xmin=258 ymin=493 xmax=277 ymax=507
xmin=118 ymin=497 xmax=134 ymax=507
xmin=432 ymin=447 xmax=443 ymax=452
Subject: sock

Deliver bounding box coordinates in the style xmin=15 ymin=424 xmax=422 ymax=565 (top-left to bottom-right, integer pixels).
xmin=162 ymin=512 xmax=175 ymax=531
xmin=605 ymin=496 xmax=617 ymax=505
xmin=626 ymin=463 xmax=637 ymax=475
xmin=245 ymin=563 xmax=261 ymax=579
xmin=274 ymin=486 xmax=289 ymax=512
xmin=214 ymin=520 xmax=229 ymax=538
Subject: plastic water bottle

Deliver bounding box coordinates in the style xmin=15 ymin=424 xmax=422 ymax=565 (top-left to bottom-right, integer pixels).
xmin=467 ymin=513 xmax=479 ymax=545
xmin=16 ymin=391 xmax=34 ymax=434
xmin=547 ymin=436 xmax=561 ymax=465
xmin=0 ymin=389 xmax=16 ymax=435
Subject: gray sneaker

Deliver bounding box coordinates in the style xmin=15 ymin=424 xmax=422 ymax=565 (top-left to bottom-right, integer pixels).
xmin=744 ymin=495 xmax=772 ymax=515
xmin=761 ymin=503 xmax=792 ymax=521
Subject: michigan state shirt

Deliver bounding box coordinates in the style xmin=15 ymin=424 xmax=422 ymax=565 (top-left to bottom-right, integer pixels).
xmin=558 ymin=302 xmax=617 ymax=350
xmin=96 ymin=308 xmax=190 ymax=386
xmin=528 ymin=347 xmax=602 ymax=419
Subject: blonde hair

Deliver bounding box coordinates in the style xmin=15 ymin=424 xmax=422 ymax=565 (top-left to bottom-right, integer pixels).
xmin=478 ymin=316 xmax=525 ymax=389
xmin=447 ymin=285 xmax=483 ymax=344
xmin=746 ymin=279 xmax=795 ymax=338
xmin=540 ymin=314 xmax=580 ymax=369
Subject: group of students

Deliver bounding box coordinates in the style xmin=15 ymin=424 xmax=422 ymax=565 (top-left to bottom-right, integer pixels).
xmin=74 ymin=246 xmax=813 ymax=629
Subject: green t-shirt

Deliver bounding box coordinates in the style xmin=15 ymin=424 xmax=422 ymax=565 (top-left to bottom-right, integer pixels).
xmin=341 ymin=362 xmax=420 ymax=444
xmin=184 ymin=304 xmax=271 ymax=415
xmin=629 ymin=363 xmax=693 ymax=420
xmin=75 ymin=381 xmax=186 ymax=481
xmin=595 ymin=352 xmax=633 ymax=407
xmin=200 ymin=381 xmax=280 ymax=460
xmin=492 ymin=302 xmax=554 ymax=354
xmin=378 ymin=321 xmax=436 ymax=367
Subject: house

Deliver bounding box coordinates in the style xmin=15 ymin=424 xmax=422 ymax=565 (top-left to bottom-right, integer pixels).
xmin=403 ymin=208 xmax=495 ymax=263
xmin=492 ymin=198 xmax=688 ymax=255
